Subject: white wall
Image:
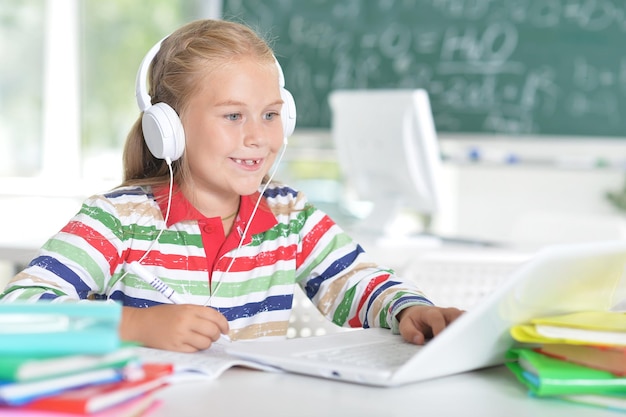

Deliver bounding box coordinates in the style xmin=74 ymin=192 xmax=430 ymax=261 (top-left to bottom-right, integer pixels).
xmin=290 ymin=130 xmax=626 ymax=250
xmin=437 ymin=134 xmax=626 ymax=247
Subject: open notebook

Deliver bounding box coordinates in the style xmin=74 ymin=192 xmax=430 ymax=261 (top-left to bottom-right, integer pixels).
xmin=225 ymin=240 xmax=626 ymax=387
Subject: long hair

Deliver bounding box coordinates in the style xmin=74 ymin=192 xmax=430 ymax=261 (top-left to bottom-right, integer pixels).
xmin=120 ymin=19 xmax=276 ymax=188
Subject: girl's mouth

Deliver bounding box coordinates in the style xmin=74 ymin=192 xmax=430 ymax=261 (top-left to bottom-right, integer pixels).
xmin=232 ymin=158 xmax=262 ymax=166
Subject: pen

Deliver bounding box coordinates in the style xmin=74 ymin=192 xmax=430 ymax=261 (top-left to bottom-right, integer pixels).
xmin=128 ymin=261 xmax=186 ymax=304
xmin=127 ymin=261 xmax=231 ymax=343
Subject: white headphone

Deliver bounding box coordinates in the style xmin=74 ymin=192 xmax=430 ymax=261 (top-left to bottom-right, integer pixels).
xmin=135 ymin=37 xmax=297 ymax=162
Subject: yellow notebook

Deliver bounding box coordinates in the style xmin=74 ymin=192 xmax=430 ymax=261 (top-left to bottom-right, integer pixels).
xmin=511 ymin=311 xmax=626 ymax=346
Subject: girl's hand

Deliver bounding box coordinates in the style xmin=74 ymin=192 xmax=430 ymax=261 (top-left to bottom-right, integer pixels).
xmin=397 ymin=305 xmax=464 ymax=345
xmin=120 ymin=304 xmax=229 ymax=352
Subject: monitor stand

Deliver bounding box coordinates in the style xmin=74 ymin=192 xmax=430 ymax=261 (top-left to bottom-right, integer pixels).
xmin=347 ymin=199 xmax=442 ymax=248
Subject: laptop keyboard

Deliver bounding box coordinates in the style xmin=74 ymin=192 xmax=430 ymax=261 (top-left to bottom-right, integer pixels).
xmin=287 ymin=248 xmax=533 ymax=339
xmin=296 ymin=340 xmax=420 ymax=369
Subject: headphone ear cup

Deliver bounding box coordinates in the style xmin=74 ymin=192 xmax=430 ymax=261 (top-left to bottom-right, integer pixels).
xmin=280 ymin=87 xmax=296 ymax=139
xmin=142 ymin=102 xmax=185 ymax=161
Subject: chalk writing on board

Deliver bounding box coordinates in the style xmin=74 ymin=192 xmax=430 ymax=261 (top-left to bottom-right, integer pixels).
xmin=224 ymin=0 xmax=626 ymax=137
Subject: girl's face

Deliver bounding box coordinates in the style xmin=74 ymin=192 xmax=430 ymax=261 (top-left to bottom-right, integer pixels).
xmin=181 ymin=57 xmax=285 ymax=204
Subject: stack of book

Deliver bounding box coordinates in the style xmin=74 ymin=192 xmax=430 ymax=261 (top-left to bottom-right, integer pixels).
xmin=507 ymin=310 xmax=626 ymax=412
xmin=0 ymin=302 xmax=168 ymax=416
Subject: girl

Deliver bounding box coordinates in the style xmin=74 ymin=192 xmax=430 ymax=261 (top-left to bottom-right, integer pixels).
xmin=1 ymin=19 xmax=462 ymax=352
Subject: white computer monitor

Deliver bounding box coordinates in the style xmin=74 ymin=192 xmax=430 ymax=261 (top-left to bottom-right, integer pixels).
xmin=329 ymin=89 xmax=443 ymax=238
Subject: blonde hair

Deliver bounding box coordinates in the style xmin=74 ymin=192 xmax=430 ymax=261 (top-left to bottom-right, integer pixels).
xmin=121 ymin=19 xmax=276 ymax=188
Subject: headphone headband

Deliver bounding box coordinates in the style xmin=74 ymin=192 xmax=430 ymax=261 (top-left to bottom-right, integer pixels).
xmin=135 ymin=37 xmax=167 ymax=112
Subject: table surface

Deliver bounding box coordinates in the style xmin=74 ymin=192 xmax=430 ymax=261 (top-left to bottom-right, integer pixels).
xmin=151 ymin=365 xmax=615 ymax=417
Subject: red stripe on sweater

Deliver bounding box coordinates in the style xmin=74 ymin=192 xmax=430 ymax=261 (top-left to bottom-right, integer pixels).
xmin=216 ymin=244 xmax=297 ymax=272
xmin=61 ymin=221 xmax=120 ymax=276
xmin=297 ymin=214 xmax=334 ymax=268
xmin=347 ymin=274 xmax=390 ymax=327
xmin=122 ymin=244 xmax=296 ymax=275
xmin=123 ymin=249 xmax=209 ymax=272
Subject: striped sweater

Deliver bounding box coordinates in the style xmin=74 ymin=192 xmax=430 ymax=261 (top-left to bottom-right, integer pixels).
xmin=0 ymin=183 xmax=433 ymax=340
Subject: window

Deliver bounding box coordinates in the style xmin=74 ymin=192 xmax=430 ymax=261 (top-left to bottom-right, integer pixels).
xmin=0 ymin=0 xmax=220 ymax=183
xmin=0 ymin=1 xmax=45 ymax=177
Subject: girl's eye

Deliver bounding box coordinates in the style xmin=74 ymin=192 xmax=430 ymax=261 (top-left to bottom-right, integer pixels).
xmin=264 ymin=111 xmax=279 ymax=120
xmin=226 ymin=113 xmax=241 ymax=121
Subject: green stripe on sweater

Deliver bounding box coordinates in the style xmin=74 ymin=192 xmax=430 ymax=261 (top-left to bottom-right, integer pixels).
xmin=296 ymin=232 xmax=352 ymax=282
xmin=333 ymin=284 xmax=356 ymax=326
xmin=82 ymin=204 xmax=202 ymax=247
xmin=120 ymin=226 xmax=203 ymax=247
xmin=43 ymin=239 xmax=105 ymax=289
xmin=251 ymin=207 xmax=312 ymax=245
xmin=80 ymin=204 xmax=124 ymax=240
xmin=213 ymin=270 xmax=296 ymax=298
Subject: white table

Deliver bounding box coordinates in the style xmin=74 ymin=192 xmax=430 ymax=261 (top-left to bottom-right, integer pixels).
xmin=152 ymin=365 xmax=614 ymax=417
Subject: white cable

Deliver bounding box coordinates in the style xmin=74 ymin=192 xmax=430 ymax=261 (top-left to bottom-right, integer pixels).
xmin=139 ymin=157 xmax=174 ymax=262
xmin=119 ymin=158 xmax=174 ymax=284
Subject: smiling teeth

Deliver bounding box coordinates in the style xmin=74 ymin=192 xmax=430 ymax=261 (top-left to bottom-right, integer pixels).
xmin=234 ymin=159 xmax=260 ymax=166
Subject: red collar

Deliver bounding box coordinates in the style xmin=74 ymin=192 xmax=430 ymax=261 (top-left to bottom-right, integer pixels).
xmin=153 ymin=185 xmax=278 ymax=245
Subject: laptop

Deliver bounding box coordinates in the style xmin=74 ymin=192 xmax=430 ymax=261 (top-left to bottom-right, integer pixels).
xmin=225 ymin=240 xmax=626 ymax=387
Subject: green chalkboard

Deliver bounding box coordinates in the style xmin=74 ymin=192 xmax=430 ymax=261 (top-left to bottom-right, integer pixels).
xmin=223 ymin=0 xmax=626 ymax=137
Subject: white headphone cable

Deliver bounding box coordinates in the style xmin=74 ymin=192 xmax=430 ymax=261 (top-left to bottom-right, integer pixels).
xmin=119 ymin=157 xmax=174 ymax=286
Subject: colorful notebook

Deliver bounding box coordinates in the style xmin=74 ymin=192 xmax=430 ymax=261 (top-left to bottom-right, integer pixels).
xmin=538 ymin=344 xmax=626 ymax=376
xmin=506 ymin=348 xmax=626 ymax=396
xmin=20 ymin=364 xmax=171 ymax=414
xmin=0 ymin=368 xmax=124 ymax=406
xmin=511 ymin=311 xmax=626 ymax=346
xmin=0 ymin=394 xmax=162 ymax=417
xmin=0 ymin=347 xmax=137 ymax=383
xmin=0 ymin=301 xmax=121 ymax=355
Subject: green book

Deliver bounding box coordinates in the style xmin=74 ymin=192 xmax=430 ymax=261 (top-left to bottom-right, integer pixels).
xmin=0 ymin=301 xmax=121 ymax=355
xmin=0 ymin=346 xmax=137 ymax=383
xmin=506 ymin=348 xmax=626 ymax=396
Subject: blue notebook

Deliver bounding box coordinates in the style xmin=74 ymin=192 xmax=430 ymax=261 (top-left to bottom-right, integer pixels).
xmin=0 ymin=301 xmax=121 ymax=355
